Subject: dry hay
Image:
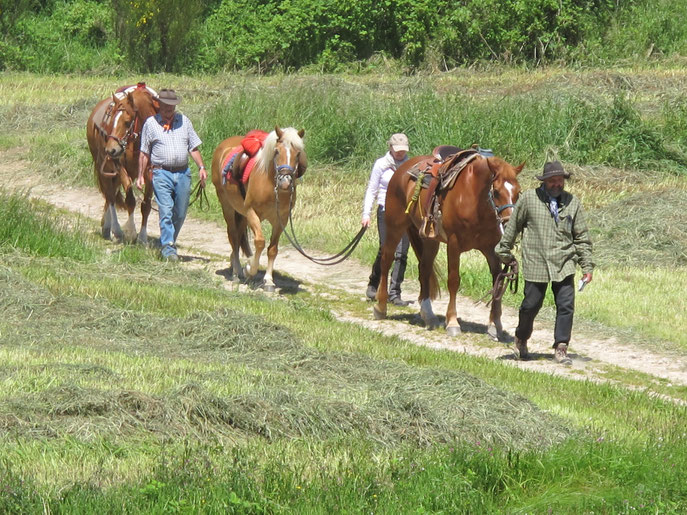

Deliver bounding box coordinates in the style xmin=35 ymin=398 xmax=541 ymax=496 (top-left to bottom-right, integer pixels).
xmin=0 ymin=258 xmax=574 ymax=451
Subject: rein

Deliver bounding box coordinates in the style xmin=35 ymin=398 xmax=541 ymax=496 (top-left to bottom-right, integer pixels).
xmin=478 ymin=259 xmax=519 ymax=307
xmin=188 ymin=180 xmax=210 ymax=211
xmin=273 ymin=164 xmax=367 ymax=266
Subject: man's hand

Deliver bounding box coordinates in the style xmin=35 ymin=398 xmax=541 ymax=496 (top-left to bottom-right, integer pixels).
xmin=199 ymin=166 xmax=208 ymax=188
xmin=582 ymin=272 xmax=592 ymax=284
xmin=361 ymin=216 xmax=370 ymax=228
xmin=136 ymin=171 xmax=145 ymax=190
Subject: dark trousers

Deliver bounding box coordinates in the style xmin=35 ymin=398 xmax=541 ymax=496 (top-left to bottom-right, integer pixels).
xmin=368 ymin=205 xmax=409 ymax=299
xmin=515 ymin=274 xmax=575 ymax=346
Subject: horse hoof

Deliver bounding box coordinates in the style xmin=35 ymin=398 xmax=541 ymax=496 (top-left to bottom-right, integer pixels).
xmin=425 ymin=318 xmax=441 ymax=331
xmin=264 ymin=284 xmax=276 ymax=293
xmin=446 ymin=325 xmax=461 ymax=337
xmin=373 ymin=305 xmax=387 ymax=320
xmin=486 ymin=325 xmax=500 ymax=341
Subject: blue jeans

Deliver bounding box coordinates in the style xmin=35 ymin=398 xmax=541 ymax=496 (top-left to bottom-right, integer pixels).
xmin=152 ymin=167 xmax=191 ymax=257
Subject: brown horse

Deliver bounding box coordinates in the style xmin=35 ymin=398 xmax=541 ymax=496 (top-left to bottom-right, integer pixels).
xmin=374 ymin=153 xmax=524 ymax=340
xmin=86 ymin=84 xmax=159 ymax=242
xmin=211 ymin=127 xmax=307 ymax=291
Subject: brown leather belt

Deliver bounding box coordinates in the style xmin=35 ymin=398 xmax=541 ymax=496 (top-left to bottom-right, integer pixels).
xmin=152 ymin=164 xmax=188 ymax=173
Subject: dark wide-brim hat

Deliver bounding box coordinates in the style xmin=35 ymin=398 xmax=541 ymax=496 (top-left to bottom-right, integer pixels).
xmin=158 ymin=88 xmax=181 ymax=105
xmin=536 ymin=161 xmax=571 ymax=181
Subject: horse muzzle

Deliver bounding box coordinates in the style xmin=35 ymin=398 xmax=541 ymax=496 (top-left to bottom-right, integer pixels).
xmin=277 ymin=175 xmax=293 ymax=190
xmin=105 ymin=141 xmax=125 ymax=159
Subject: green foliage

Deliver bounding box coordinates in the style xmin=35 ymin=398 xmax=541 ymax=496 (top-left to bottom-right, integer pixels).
xmin=0 ymin=0 xmax=119 ymax=72
xmin=2 ymin=0 xmax=687 ymax=71
xmin=111 ymin=0 xmax=203 ymax=72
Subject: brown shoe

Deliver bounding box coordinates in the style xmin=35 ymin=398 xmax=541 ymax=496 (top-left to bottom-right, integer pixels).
xmin=513 ymin=336 xmax=529 ymax=360
xmin=554 ymin=343 xmax=572 ymax=365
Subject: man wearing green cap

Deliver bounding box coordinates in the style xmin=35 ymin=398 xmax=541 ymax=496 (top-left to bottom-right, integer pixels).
xmin=495 ymin=161 xmax=594 ymax=365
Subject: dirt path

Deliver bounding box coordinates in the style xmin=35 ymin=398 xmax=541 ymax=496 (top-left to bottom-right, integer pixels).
xmin=3 ymin=149 xmax=686 ymax=389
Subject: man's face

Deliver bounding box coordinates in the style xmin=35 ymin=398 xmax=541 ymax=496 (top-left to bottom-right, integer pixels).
xmin=543 ymin=175 xmax=565 ymax=197
xmin=159 ymin=102 xmax=176 ymax=119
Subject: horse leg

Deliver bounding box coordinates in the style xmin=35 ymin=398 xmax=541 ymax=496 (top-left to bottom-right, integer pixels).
xmin=373 ymin=216 xmax=409 ymax=320
xmin=483 ymin=248 xmax=505 ymax=341
xmin=216 ymin=190 xmax=245 ymax=282
xmin=263 ymin=225 xmax=282 ymax=292
xmin=244 ymin=210 xmax=264 ymax=280
xmin=416 ymin=233 xmax=442 ymax=330
xmin=445 ymin=235 xmax=462 ymax=336
xmin=101 ymin=199 xmax=113 ymax=240
xmin=122 ymin=186 xmax=137 ymax=243
xmin=138 ymin=182 xmax=152 ymax=245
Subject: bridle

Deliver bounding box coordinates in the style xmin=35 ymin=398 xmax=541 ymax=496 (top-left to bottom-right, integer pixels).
xmin=106 ymin=106 xmax=139 ymax=151
xmin=485 ymin=158 xmax=518 ymax=234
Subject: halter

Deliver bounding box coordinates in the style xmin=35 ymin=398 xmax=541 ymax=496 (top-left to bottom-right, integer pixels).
xmin=106 ymin=107 xmax=139 ymax=150
xmin=485 ymin=158 xmax=517 ymax=234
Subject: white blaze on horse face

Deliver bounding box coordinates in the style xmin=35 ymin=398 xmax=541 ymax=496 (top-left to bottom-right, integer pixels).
xmin=504 ymin=181 xmax=515 ymax=198
xmin=112 ymin=111 xmax=123 ymax=133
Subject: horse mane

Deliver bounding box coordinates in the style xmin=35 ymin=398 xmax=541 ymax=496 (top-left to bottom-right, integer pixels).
xmin=254 ymin=127 xmax=305 ymax=175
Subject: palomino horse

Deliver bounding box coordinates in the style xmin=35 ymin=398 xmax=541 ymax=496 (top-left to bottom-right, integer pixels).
xmin=211 ymin=127 xmax=307 ymax=291
xmin=86 ymin=84 xmax=159 ymax=242
xmin=374 ymin=152 xmax=523 ymax=340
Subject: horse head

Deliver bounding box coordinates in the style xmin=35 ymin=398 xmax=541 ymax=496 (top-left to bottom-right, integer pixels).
xmin=486 ymin=157 xmax=524 ymax=228
xmin=104 ymin=89 xmax=158 ymax=159
xmin=265 ymin=126 xmax=307 ymax=191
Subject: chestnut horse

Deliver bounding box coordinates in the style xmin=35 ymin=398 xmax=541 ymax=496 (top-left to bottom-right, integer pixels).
xmin=211 ymin=127 xmax=307 ymax=291
xmin=86 ymin=84 xmax=159 ymax=242
xmin=374 ymin=153 xmax=523 ymax=340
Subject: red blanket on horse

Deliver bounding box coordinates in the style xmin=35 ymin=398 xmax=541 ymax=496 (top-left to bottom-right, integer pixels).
xmin=222 ymin=130 xmax=269 ymax=184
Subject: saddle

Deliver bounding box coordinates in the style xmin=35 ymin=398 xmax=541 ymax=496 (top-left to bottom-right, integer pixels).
xmin=221 ymin=130 xmax=269 ymax=188
xmin=406 ymin=145 xmax=484 ymax=239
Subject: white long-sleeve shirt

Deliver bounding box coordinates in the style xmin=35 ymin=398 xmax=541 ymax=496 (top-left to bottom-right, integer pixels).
xmin=362 ymin=151 xmax=408 ymax=219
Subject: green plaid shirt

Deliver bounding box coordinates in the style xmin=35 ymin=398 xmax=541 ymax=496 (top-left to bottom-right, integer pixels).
xmin=496 ymin=186 xmax=594 ymax=282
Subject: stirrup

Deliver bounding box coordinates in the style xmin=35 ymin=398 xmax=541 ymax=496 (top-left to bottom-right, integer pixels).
xmin=420 ymin=217 xmax=436 ymax=239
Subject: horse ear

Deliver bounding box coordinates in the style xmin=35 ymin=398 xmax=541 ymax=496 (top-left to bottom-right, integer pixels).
xmin=296 ymin=151 xmax=308 ymax=178
xmin=298 ymin=128 xmax=305 ymax=139
xmin=275 ymin=126 xmax=283 ymax=139
xmin=515 ymin=161 xmax=526 ymax=174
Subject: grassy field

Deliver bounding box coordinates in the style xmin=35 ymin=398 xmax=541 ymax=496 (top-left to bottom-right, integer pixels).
xmin=1 ymin=70 xmax=687 ymax=512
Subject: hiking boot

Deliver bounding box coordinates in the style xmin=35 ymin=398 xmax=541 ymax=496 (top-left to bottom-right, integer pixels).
xmin=366 ymin=285 xmax=377 ymax=301
xmin=513 ymin=336 xmax=529 ymax=360
xmin=554 ymin=343 xmax=572 ymax=365
xmin=390 ymin=297 xmax=412 ymax=307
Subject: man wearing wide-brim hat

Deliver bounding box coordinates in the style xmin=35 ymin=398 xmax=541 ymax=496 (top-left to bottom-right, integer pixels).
xmin=137 ymin=89 xmax=207 ymax=262
xmin=495 ymin=160 xmax=595 ymax=365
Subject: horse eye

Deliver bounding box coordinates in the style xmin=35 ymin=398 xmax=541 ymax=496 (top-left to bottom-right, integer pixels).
xmin=493 ymin=190 xmax=500 ymax=198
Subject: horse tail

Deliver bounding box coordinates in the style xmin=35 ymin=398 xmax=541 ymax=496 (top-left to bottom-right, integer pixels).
xmin=235 ymin=212 xmax=252 ymax=257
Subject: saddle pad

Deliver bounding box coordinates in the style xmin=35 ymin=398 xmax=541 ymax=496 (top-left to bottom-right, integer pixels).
xmin=221 ymin=146 xmax=258 ymax=185
xmin=114 ymin=82 xmax=159 ymax=101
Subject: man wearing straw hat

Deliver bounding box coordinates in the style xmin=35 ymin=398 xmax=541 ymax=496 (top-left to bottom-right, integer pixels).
xmin=137 ymin=88 xmax=207 ymax=262
xmin=495 ymin=161 xmax=594 ymax=365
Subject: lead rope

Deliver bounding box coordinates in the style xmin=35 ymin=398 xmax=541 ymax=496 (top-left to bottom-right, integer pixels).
xmin=275 ymin=176 xmax=367 ymax=265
